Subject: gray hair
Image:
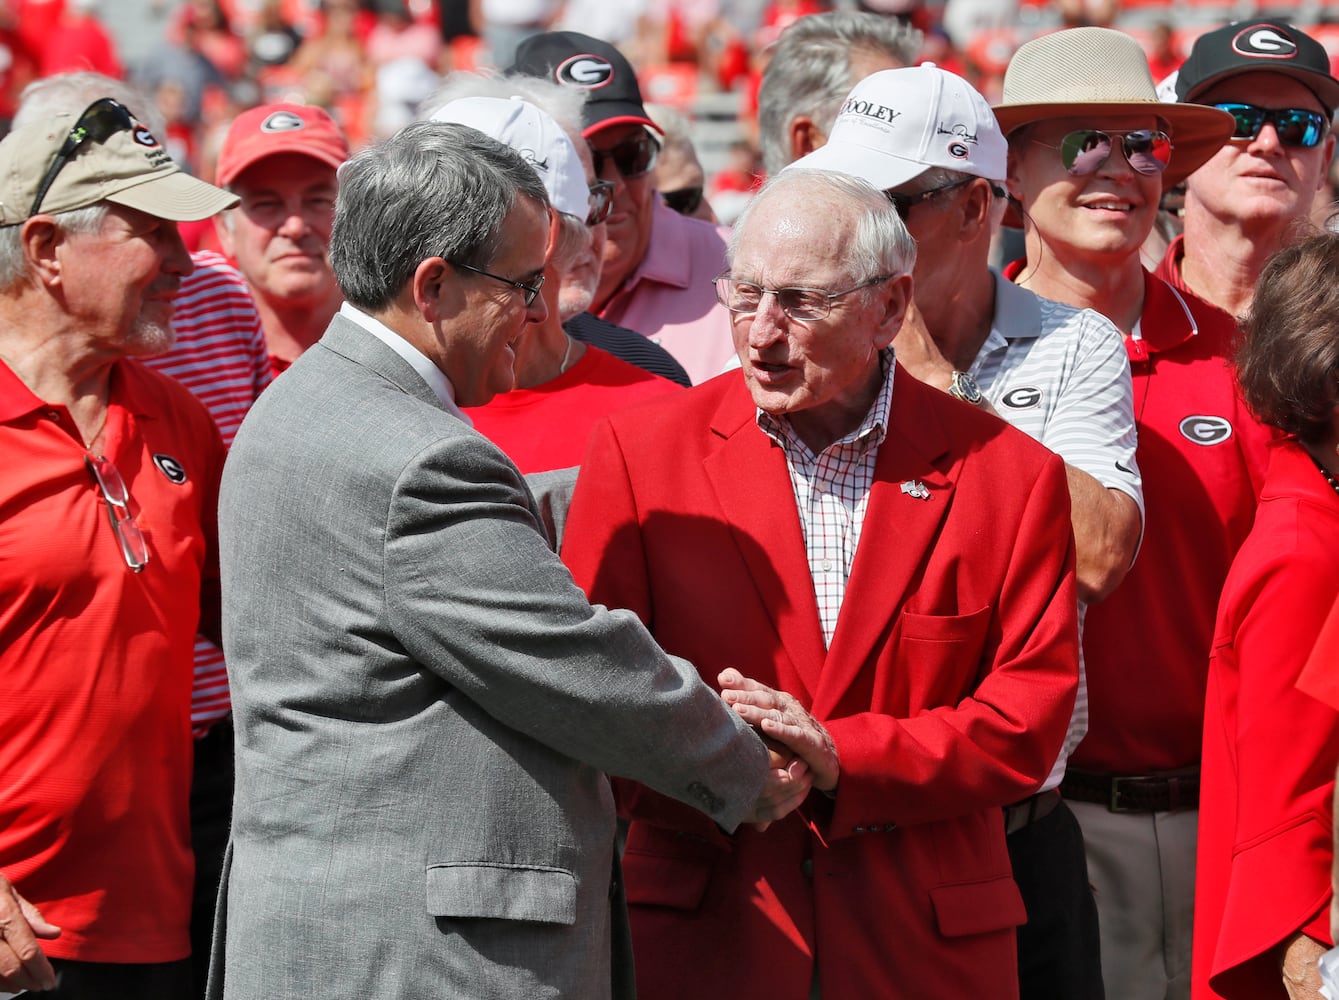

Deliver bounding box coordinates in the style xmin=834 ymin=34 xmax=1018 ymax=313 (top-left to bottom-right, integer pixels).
xmin=0 ymin=204 xmax=109 ymax=290
xmin=329 ymin=120 xmax=549 ymax=311
xmin=15 ymin=71 xmax=168 ymax=138
xmin=729 ymin=168 xmax=917 ymax=285
xmin=757 ymin=12 xmax=922 ymax=177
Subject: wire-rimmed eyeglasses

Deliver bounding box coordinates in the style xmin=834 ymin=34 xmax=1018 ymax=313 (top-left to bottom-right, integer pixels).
xmin=85 ymin=454 xmax=149 ymax=573
xmin=451 ymin=260 xmax=545 ymax=306
xmin=713 ymin=273 xmax=892 ymax=322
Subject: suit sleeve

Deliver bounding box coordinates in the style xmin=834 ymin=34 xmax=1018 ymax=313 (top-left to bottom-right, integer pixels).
xmin=383 ymin=429 xmax=768 ymax=832
xmin=1208 ymin=548 xmax=1339 ymax=995
xmin=822 ymin=450 xmax=1079 ymax=831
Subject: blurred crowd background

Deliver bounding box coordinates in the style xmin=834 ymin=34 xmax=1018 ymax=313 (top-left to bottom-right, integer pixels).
xmin=4 ymin=0 xmax=1336 ymax=228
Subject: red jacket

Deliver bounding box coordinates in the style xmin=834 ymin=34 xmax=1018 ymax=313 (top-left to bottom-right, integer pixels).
xmin=1194 ymin=440 xmax=1339 ymax=999
xmin=562 ymin=367 xmax=1079 ymax=999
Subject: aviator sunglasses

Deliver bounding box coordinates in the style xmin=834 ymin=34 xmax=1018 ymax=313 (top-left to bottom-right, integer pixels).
xmin=1043 ymin=128 xmax=1174 ymax=177
xmin=590 ymin=132 xmax=659 ymax=180
xmin=1213 ymin=103 xmax=1329 ymax=149
xmin=31 ymin=97 xmax=138 ymax=217
xmin=586 ymin=180 xmax=614 ymax=225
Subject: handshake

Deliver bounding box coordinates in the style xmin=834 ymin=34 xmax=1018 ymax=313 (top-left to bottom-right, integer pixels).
xmin=717 ymin=668 xmax=840 ymax=830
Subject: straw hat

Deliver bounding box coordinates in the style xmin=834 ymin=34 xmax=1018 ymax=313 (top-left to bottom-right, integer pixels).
xmin=993 ymin=27 xmax=1235 ymax=190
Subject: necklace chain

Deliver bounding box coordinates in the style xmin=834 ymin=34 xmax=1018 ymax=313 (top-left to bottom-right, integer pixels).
xmin=1311 ymin=454 xmax=1339 ymax=499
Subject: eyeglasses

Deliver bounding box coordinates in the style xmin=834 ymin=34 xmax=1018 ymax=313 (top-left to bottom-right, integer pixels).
xmin=31 ymin=98 xmax=139 ymax=217
xmin=451 ymin=260 xmax=545 ymax=306
xmin=1213 ymin=103 xmax=1329 ymax=149
xmin=586 ymin=180 xmax=614 ymax=225
xmin=714 ymin=273 xmax=892 ymax=322
xmin=1042 ymin=129 xmax=1173 ymax=177
xmin=590 ymin=132 xmax=659 ymax=180
xmin=662 ymin=185 xmax=705 ymax=216
xmin=85 ymin=454 xmax=149 ymax=573
xmin=884 ymin=177 xmax=974 ymax=220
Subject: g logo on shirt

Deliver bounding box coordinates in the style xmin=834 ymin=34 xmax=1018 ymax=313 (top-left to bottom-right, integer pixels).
xmin=1001 ymin=386 xmax=1042 ymax=410
xmin=153 ymin=454 xmax=188 ymax=484
xmin=1179 ymin=415 xmax=1233 ymax=446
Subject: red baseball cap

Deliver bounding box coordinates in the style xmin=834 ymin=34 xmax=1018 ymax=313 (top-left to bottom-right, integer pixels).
xmin=215 ymin=103 xmax=350 ymax=186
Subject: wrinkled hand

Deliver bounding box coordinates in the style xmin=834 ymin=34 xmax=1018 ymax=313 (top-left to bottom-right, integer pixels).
xmin=1279 ymin=932 xmax=1327 ymax=1000
xmin=0 ymin=873 xmax=59 ymax=993
xmin=719 ymin=668 xmax=840 ymax=793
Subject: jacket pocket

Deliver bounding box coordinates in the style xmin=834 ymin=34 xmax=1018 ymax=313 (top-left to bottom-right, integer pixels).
xmin=621 ymin=824 xmax=717 ymax=911
xmin=929 ymin=874 xmax=1026 ymax=938
xmin=425 ymin=862 xmax=577 ymax=925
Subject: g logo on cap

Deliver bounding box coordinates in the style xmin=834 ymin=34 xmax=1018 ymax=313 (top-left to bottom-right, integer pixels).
xmin=132 ymin=126 xmax=158 ymax=147
xmin=1232 ymin=26 xmax=1298 ymax=59
xmin=948 ymin=142 xmax=970 ymax=159
xmin=556 ymin=54 xmax=614 ymax=89
xmin=261 ymin=111 xmax=307 ymax=133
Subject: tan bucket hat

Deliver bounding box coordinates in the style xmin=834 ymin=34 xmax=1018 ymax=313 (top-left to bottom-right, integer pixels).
xmin=993 ymin=26 xmax=1235 ymax=190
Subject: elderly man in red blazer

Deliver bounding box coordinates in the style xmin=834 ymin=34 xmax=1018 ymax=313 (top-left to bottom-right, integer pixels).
xmin=560 ymin=167 xmax=1081 ymax=999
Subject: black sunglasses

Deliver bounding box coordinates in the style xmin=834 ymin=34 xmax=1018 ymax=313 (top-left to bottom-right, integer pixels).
xmin=30 ymin=98 xmax=139 ymax=217
xmin=586 ymin=180 xmax=614 ymax=225
xmin=1044 ymin=129 xmax=1173 ymax=177
xmin=1214 ymin=103 xmax=1329 ymax=149
xmin=661 ymin=185 xmax=704 ymax=216
xmin=884 ymin=178 xmax=974 ymax=220
xmin=590 ymin=132 xmax=659 ymax=180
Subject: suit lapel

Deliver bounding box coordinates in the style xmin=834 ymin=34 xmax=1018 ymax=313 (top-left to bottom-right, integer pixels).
xmin=703 ymin=390 xmax=826 ymax=705
xmin=812 ymin=369 xmax=957 ymax=719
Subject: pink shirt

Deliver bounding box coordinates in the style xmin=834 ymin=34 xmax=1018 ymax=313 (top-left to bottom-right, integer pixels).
xmin=597 ymin=199 xmax=736 ymax=386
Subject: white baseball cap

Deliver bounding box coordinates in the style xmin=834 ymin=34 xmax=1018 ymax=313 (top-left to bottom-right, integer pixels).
xmin=429 ymin=96 xmax=589 ymax=220
xmin=790 ymin=64 xmax=1007 ymax=190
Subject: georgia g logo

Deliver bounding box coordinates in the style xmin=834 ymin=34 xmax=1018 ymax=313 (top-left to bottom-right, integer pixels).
xmin=1232 ymin=26 xmax=1299 ymax=60
xmin=1179 ymin=415 xmax=1234 ymax=446
xmin=555 ymin=54 xmax=614 ymax=90
xmin=1001 ymin=386 xmax=1042 ymax=409
xmin=153 ymin=454 xmax=188 ymax=484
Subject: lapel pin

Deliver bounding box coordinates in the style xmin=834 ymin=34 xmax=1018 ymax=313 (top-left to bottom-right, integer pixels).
xmin=900 ymin=480 xmax=931 ymax=501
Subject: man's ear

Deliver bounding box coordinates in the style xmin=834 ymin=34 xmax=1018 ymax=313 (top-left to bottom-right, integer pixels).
xmin=874 ymin=272 xmax=914 ymax=349
xmin=789 ymin=116 xmax=826 ymax=162
xmin=215 ymin=211 xmax=235 ymax=257
xmin=413 ymin=257 xmax=454 ymax=323
xmin=22 ymin=216 xmax=64 ymax=287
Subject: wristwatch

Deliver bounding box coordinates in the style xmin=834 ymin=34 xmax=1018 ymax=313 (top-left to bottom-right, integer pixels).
xmin=947 ymin=370 xmax=983 ymax=405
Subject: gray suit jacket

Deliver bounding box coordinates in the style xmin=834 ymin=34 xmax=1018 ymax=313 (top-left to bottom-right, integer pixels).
xmin=211 ymin=315 xmax=768 ymax=999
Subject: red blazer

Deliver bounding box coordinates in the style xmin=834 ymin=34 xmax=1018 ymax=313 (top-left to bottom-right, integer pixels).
xmin=561 ymin=367 xmax=1080 ymax=1000
xmin=1193 ymin=440 xmax=1339 ymax=1000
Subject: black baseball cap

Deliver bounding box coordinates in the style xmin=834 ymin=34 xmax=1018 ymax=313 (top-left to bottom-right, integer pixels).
xmin=1175 ymin=20 xmax=1339 ymax=114
xmin=508 ymin=31 xmax=663 ymax=138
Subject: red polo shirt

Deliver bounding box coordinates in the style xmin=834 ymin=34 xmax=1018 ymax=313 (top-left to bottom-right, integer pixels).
xmin=0 ymin=356 xmax=224 ymax=963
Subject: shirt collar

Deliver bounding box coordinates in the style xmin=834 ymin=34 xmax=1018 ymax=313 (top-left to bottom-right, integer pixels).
xmin=986 ymin=267 xmax=1044 ymax=349
xmin=756 ymin=347 xmax=894 ymax=456
xmin=338 ymin=302 xmax=469 ymax=423
xmin=620 ymin=199 xmax=698 ymax=294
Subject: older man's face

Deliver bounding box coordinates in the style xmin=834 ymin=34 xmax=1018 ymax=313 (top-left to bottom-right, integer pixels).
xmin=730 ymin=186 xmax=908 ymax=449
xmin=1184 ymin=72 xmax=1335 ymax=232
xmin=61 ymin=203 xmax=193 ymax=355
xmin=218 ymin=153 xmax=339 ymax=308
xmin=589 ymin=123 xmax=658 ymax=308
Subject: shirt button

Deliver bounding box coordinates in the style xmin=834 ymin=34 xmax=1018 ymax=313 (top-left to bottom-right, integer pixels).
xmin=45 ymin=409 xmax=60 ymax=420
xmin=819 ymin=560 xmax=832 ymax=572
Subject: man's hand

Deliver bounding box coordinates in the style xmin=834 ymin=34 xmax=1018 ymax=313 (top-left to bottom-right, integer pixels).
xmin=0 ymin=873 xmax=59 ymax=993
xmin=1279 ymin=931 xmax=1327 ymax=1000
xmin=719 ymin=668 xmax=840 ymax=793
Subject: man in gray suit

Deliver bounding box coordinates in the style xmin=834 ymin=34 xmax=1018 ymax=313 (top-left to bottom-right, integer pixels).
xmin=212 ymin=120 xmax=813 ymax=999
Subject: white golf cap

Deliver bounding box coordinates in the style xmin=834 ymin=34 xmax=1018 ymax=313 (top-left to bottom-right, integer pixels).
xmin=790 ymin=64 xmax=1007 ymax=190
xmin=430 ymin=95 xmax=589 ymax=219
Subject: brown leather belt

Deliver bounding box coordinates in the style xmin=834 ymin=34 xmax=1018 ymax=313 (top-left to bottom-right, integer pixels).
xmin=1003 ymin=787 xmax=1062 ymax=835
xmin=1061 ymin=768 xmax=1199 ymax=813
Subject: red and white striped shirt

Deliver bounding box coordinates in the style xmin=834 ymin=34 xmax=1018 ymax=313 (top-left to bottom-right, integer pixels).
xmin=144 ymin=250 xmax=272 ymax=734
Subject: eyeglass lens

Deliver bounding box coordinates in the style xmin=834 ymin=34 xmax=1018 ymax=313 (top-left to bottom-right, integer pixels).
xmin=586 ymin=180 xmax=614 ymax=226
xmin=30 ymin=98 xmax=139 ymax=217
xmin=452 ymin=260 xmax=544 ymax=306
xmin=85 ymin=455 xmax=149 ymax=572
xmin=1214 ymin=103 xmax=1328 ymax=148
xmin=662 ymin=185 xmax=705 ymax=216
xmin=1059 ymin=129 xmax=1172 ymax=177
xmin=713 ymin=275 xmax=886 ymax=322
xmin=591 ymin=133 xmax=659 ymax=180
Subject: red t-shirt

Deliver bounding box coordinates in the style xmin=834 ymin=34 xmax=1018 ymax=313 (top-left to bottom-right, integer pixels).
xmin=0 ymin=357 xmax=225 ymax=962
xmin=463 ymin=344 xmax=682 ymax=473
xmin=1003 ymin=263 xmax=1272 ymax=773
